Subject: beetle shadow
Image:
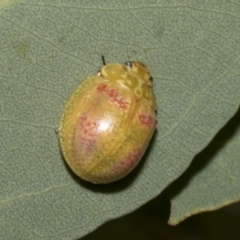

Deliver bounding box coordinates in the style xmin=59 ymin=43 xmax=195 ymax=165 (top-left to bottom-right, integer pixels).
xmin=63 ymin=130 xmax=158 ymax=194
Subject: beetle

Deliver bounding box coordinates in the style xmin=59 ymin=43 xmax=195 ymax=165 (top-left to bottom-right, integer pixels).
xmin=58 ymin=57 xmax=157 ymax=184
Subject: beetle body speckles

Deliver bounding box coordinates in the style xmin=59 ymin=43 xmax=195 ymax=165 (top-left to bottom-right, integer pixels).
xmin=58 ymin=60 xmax=157 ymax=184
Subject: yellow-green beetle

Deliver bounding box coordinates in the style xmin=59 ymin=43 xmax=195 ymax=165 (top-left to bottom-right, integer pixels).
xmin=58 ymin=58 xmax=157 ymax=184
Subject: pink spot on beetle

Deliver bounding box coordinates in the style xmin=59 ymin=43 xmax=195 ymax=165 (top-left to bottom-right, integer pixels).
xmin=138 ymin=113 xmax=155 ymax=128
xmin=96 ymin=84 xmax=128 ymax=110
xmin=75 ymin=115 xmax=99 ymax=154
xmin=113 ymin=148 xmax=141 ymax=173
xmin=96 ymin=84 xmax=107 ymax=92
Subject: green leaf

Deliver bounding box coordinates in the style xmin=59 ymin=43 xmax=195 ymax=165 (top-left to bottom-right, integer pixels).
xmin=169 ymin=108 xmax=240 ymax=225
xmin=0 ymin=1 xmax=240 ymax=239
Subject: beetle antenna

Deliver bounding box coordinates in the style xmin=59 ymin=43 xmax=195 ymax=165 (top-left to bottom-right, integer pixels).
xmin=101 ymin=55 xmax=106 ymax=65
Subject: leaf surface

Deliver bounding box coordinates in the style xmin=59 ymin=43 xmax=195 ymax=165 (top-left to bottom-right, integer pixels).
xmin=0 ymin=1 xmax=240 ymax=239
